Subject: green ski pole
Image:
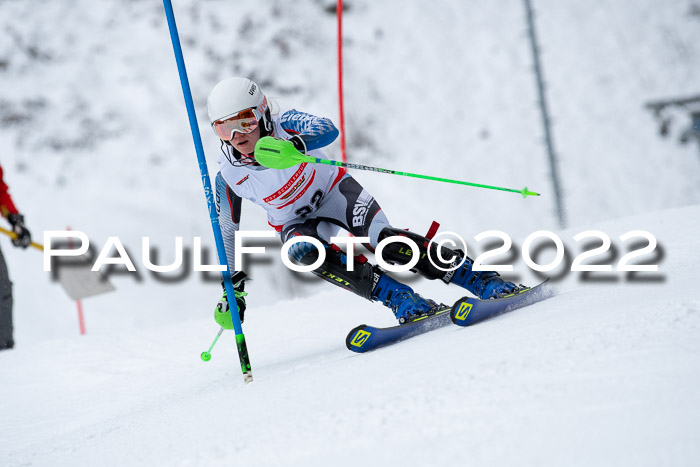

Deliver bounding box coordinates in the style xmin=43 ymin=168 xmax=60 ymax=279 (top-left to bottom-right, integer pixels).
xmin=255 ymin=136 xmax=540 ymax=198
xmin=201 ymin=327 xmax=224 ymax=362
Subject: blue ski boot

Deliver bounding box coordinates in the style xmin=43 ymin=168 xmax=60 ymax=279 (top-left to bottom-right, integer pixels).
xmin=372 ymin=273 xmax=438 ymax=324
xmin=448 ymin=252 xmax=520 ymax=299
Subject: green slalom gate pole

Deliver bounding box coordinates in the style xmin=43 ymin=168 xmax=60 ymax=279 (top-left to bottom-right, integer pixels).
xmin=255 ymin=137 xmax=541 ymax=198
xmin=162 ymin=0 xmax=252 ymax=383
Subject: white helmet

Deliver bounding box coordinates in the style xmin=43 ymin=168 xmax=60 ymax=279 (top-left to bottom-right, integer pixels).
xmin=207 ymin=77 xmax=272 ymax=139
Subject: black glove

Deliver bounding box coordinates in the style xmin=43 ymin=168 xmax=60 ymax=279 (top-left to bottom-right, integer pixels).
xmin=8 ymin=213 xmax=31 ymax=249
xmin=288 ymin=135 xmax=307 ymax=154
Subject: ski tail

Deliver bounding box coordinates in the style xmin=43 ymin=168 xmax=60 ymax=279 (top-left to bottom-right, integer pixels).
xmin=450 ymin=279 xmax=554 ymax=326
xmin=346 ymin=325 xmax=373 ymax=352
xmin=346 ymin=308 xmax=453 ymax=353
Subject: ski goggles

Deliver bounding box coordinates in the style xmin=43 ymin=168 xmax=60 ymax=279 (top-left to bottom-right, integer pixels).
xmin=211 ymin=97 xmax=268 ymax=141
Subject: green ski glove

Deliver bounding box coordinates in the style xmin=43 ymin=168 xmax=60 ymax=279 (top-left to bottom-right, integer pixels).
xmin=214 ymin=280 xmax=247 ymax=329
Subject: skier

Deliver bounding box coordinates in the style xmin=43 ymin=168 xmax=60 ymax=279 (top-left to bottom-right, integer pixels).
xmin=0 ymin=164 xmax=32 ymax=350
xmin=208 ymin=77 xmax=523 ymax=326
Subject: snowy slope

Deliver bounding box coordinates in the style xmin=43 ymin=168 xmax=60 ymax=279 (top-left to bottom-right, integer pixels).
xmin=1 ymin=205 xmax=698 ymax=466
xmin=1 ymin=1 xmax=699 ymax=465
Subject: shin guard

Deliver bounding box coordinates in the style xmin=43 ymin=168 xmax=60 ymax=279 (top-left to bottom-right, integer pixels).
xmin=376 ymin=227 xmax=462 ymax=282
xmin=290 ymin=242 xmax=379 ymax=301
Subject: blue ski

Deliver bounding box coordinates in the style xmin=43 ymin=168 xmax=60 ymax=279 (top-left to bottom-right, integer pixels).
xmin=345 ymin=280 xmax=554 ymax=353
xmin=346 ymin=307 xmax=453 ymax=353
xmin=450 ymin=279 xmax=553 ymax=326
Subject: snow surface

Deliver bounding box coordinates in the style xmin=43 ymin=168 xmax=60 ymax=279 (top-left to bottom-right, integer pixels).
xmin=1 ymin=0 xmax=699 ymax=465
xmin=2 ymin=204 xmax=699 ymax=466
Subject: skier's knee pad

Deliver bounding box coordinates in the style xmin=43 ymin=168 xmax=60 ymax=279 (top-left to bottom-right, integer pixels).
xmin=377 ymin=227 xmax=461 ymax=281
xmin=289 ymin=242 xmax=377 ymax=301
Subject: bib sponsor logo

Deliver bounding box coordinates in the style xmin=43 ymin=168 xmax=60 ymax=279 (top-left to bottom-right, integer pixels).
xmin=280 ymin=176 xmax=306 ymax=200
xmin=264 ymin=164 xmax=308 ymax=204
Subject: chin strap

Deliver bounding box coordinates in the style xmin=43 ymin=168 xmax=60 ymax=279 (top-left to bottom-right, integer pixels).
xmin=220 ymin=140 xmax=260 ymax=167
xmin=261 ymin=108 xmax=273 ymax=135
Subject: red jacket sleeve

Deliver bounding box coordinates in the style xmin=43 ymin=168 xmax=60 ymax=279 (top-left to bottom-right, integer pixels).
xmin=0 ymin=165 xmax=20 ymax=218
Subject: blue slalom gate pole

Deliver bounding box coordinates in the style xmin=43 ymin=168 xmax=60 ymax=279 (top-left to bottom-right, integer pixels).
xmin=162 ymin=0 xmax=252 ymax=383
